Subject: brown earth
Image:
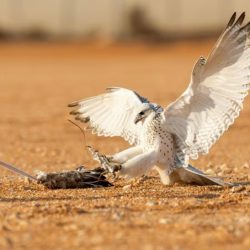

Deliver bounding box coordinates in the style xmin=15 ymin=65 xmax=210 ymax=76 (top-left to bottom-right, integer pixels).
xmin=0 ymin=40 xmax=249 ymax=250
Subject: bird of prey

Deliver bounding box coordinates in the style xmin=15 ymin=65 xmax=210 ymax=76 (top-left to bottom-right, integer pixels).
xmin=69 ymin=13 xmax=250 ymax=186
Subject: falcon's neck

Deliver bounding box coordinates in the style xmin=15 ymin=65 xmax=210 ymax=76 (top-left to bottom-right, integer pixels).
xmin=141 ymin=112 xmax=163 ymax=147
xmin=144 ymin=111 xmax=162 ymax=126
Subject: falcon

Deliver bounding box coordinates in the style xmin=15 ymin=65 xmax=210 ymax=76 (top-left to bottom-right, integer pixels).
xmin=69 ymin=13 xmax=250 ymax=186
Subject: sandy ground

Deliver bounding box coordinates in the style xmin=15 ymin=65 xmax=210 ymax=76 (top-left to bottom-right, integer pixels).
xmin=0 ymin=40 xmax=249 ymax=250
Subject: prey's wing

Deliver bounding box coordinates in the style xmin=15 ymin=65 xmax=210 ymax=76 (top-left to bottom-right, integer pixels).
xmin=69 ymin=87 xmax=149 ymax=145
xmin=163 ymin=12 xmax=250 ymax=160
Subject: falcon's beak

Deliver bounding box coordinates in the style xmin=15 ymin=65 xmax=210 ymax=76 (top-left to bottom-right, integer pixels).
xmin=134 ymin=114 xmax=144 ymax=124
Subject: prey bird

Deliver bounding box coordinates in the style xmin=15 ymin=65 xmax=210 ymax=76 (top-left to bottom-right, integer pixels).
xmin=69 ymin=13 xmax=250 ymax=186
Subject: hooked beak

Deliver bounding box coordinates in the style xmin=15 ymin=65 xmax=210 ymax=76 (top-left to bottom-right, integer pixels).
xmin=134 ymin=115 xmax=144 ymax=124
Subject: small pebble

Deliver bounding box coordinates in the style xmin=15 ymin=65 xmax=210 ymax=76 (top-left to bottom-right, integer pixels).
xmin=34 ymin=203 xmax=41 ymax=207
xmin=146 ymin=201 xmax=158 ymax=207
xmin=205 ymin=169 xmax=215 ymax=175
xmin=24 ymin=177 xmax=32 ymax=184
xmin=242 ymin=162 xmax=249 ymax=169
xmin=230 ymin=186 xmax=246 ymax=193
xmin=122 ymin=184 xmax=131 ymax=191
xmin=159 ymin=218 xmax=168 ymax=224
xmin=112 ymin=212 xmax=123 ymax=221
xmin=206 ymin=162 xmax=213 ymax=168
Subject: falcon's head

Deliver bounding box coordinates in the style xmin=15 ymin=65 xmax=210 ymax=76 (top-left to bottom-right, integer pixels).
xmin=134 ymin=103 xmax=162 ymax=124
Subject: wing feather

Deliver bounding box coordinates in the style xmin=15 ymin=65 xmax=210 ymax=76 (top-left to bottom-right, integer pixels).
xmin=69 ymin=87 xmax=150 ymax=145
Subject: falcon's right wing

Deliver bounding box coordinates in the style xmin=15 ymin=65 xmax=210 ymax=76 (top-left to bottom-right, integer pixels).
xmin=163 ymin=12 xmax=250 ymax=160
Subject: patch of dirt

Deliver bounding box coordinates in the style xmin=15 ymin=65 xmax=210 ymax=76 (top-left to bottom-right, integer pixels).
xmin=0 ymin=41 xmax=249 ymax=250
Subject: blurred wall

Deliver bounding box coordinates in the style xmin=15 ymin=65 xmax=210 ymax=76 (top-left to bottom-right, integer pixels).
xmin=0 ymin=0 xmax=249 ymax=39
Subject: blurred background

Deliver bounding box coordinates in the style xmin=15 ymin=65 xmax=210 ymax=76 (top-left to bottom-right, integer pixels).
xmin=0 ymin=0 xmax=249 ymax=41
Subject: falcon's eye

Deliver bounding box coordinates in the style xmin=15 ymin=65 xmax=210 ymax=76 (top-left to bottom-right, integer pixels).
xmin=139 ymin=111 xmax=145 ymax=116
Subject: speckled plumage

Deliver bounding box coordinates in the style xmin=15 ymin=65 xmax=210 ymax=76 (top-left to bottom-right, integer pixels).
xmin=141 ymin=113 xmax=175 ymax=174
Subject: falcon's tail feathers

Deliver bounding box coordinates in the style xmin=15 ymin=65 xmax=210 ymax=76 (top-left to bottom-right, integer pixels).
xmin=174 ymin=164 xmax=232 ymax=186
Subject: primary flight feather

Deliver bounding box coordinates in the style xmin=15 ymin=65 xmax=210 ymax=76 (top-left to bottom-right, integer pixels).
xmin=69 ymin=13 xmax=249 ymax=186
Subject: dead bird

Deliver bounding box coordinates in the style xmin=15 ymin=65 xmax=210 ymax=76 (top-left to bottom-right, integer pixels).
xmin=0 ymin=160 xmax=112 ymax=189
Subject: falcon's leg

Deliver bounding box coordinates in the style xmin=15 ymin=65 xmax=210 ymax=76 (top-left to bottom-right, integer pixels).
xmin=87 ymin=146 xmax=154 ymax=177
xmin=111 ymin=146 xmax=143 ymax=163
xmin=120 ymin=150 xmax=156 ymax=178
xmin=154 ymin=165 xmax=174 ymax=185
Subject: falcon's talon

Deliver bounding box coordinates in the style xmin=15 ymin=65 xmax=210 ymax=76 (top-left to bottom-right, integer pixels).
xmin=100 ymin=156 xmax=121 ymax=174
xmin=87 ymin=146 xmax=122 ymax=174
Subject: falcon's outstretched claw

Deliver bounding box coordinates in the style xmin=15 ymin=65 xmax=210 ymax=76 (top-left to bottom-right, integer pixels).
xmin=87 ymin=146 xmax=121 ymax=175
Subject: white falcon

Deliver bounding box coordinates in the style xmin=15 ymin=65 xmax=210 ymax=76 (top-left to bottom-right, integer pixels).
xmin=69 ymin=13 xmax=250 ymax=186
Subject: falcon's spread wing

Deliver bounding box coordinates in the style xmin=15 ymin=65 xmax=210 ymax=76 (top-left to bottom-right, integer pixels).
xmin=163 ymin=12 xmax=250 ymax=160
xmin=69 ymin=87 xmax=149 ymax=145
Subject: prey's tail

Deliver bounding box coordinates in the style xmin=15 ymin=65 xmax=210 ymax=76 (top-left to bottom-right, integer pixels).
xmin=171 ymin=164 xmax=231 ymax=186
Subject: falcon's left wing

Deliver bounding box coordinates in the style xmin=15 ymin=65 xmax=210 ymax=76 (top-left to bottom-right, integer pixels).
xmin=163 ymin=12 xmax=250 ymax=160
xmin=69 ymin=87 xmax=149 ymax=145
